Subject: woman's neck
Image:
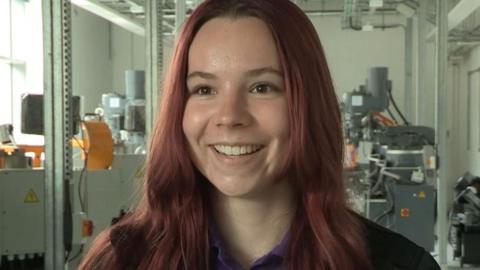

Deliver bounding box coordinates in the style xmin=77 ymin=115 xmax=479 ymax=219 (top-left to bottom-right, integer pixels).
xmin=211 ymin=178 xmax=297 ymax=269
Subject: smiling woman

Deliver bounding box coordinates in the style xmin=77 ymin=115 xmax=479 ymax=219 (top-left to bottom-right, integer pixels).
xmin=78 ymin=1 xmax=439 ymax=270
xmin=183 ymin=17 xmax=290 ymax=200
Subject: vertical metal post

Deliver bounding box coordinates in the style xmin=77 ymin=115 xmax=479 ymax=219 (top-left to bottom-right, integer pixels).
xmin=435 ymin=0 xmax=448 ymax=268
xmin=415 ymin=0 xmax=427 ymax=125
xmin=175 ymin=0 xmax=186 ymax=34
xmin=467 ymin=71 xmax=472 ymax=151
xmin=145 ymin=0 xmax=163 ymax=140
xmin=404 ymin=18 xmax=413 ymax=122
xmin=43 ymin=0 xmax=73 ymax=269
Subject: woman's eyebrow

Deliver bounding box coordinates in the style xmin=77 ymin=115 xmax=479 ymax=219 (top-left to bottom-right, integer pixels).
xmin=186 ymin=67 xmax=283 ymax=81
xmin=187 ymin=71 xmax=218 ymax=81
xmin=245 ymin=67 xmax=283 ymax=78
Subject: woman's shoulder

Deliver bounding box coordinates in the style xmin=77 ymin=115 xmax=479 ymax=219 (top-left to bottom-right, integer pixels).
xmin=356 ymin=215 xmax=440 ymax=270
xmin=109 ymin=221 xmax=149 ymax=268
xmin=80 ymin=212 xmax=148 ymax=270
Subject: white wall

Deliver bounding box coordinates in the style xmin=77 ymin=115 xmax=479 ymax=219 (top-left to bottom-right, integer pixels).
xmin=420 ymin=42 xmax=437 ymax=128
xmin=453 ymin=46 xmax=480 ymax=178
xmin=111 ymin=26 xmax=146 ymax=93
xmin=72 ymin=7 xmax=113 ymax=114
xmin=11 ymin=0 xmax=44 ymax=145
xmin=416 ymin=35 xmax=480 ymax=201
xmin=310 ymin=14 xmax=407 ymax=112
xmin=71 ymin=7 xmax=146 ymax=114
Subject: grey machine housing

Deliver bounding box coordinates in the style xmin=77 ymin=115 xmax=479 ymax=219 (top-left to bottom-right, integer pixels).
xmin=342 ymin=67 xmax=437 ymax=252
xmin=342 ymin=67 xmax=390 ymax=144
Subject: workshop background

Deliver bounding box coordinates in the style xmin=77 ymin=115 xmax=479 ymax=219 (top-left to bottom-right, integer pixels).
xmin=1 ymin=0 xmax=480 ymax=269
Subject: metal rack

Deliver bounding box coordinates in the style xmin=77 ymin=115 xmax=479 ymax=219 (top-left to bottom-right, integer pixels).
xmin=41 ymin=0 xmax=171 ymax=268
xmin=42 ymin=0 xmax=73 ymax=268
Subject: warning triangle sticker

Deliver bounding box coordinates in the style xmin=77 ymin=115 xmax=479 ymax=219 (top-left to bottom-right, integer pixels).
xmin=24 ymin=189 xmax=39 ymax=203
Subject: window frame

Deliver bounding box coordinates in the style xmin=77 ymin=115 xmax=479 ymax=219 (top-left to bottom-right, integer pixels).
xmin=0 ymin=0 xmax=43 ymax=146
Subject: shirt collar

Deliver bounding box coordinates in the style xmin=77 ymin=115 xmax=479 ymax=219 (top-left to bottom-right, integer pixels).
xmin=209 ymin=222 xmax=290 ymax=269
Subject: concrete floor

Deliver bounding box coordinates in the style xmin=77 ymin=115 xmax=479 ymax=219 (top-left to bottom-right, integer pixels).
xmin=447 ymin=262 xmax=480 ymax=270
xmin=432 ymin=242 xmax=480 ymax=269
xmin=449 ymin=265 xmax=480 ymax=269
xmin=446 ymin=254 xmax=480 ymax=269
xmin=446 ymin=258 xmax=480 ymax=269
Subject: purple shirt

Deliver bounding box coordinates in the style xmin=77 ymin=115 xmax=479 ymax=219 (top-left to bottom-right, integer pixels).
xmin=209 ymin=224 xmax=289 ymax=270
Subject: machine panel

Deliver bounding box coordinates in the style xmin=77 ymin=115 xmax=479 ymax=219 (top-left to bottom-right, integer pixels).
xmin=0 ymin=169 xmax=45 ymax=256
xmin=392 ymin=184 xmax=435 ymax=251
xmin=0 ymin=154 xmax=145 ymax=268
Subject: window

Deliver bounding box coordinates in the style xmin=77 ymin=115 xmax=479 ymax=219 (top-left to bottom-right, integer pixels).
xmin=0 ymin=0 xmax=43 ymax=145
xmin=0 ymin=0 xmax=13 ymax=126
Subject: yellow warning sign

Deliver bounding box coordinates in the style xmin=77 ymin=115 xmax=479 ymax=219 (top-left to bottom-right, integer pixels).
xmin=24 ymin=189 xmax=39 ymax=203
xmin=418 ymin=191 xmax=426 ymax=199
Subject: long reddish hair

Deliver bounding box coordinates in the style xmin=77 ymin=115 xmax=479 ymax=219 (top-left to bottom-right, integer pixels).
xmin=79 ymin=0 xmax=371 ymax=269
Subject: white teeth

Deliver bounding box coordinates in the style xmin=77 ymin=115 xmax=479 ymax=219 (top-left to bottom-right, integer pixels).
xmin=213 ymin=144 xmax=262 ymax=156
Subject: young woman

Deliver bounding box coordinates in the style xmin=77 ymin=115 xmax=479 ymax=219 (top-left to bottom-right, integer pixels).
xmin=79 ymin=0 xmax=440 ymax=269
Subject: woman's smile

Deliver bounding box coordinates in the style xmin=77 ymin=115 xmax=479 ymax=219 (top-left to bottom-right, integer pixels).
xmin=209 ymin=143 xmax=266 ymax=166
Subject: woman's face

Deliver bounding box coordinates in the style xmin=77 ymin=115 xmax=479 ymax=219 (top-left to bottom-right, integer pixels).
xmin=183 ymin=17 xmax=290 ymax=198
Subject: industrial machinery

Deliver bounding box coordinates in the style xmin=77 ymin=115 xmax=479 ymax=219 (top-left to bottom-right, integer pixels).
xmin=0 ymin=77 xmax=146 ymax=269
xmin=452 ymin=172 xmax=480 ymax=267
xmin=0 ymin=154 xmax=144 ymax=269
xmin=0 ymin=124 xmax=29 ymax=169
xmin=342 ymin=67 xmax=437 ymax=251
xmin=97 ymin=70 xmax=146 ymax=154
xmin=0 ymin=124 xmax=44 ymax=170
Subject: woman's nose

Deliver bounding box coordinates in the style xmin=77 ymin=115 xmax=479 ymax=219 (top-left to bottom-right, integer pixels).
xmin=214 ymin=91 xmax=253 ymax=128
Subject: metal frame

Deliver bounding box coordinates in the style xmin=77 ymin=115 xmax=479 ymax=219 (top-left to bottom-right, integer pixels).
xmin=175 ymin=0 xmax=186 ymax=33
xmin=414 ymin=0 xmax=426 ymax=125
xmin=434 ymin=0 xmax=448 ymax=268
xmin=467 ymin=70 xmax=474 ymax=151
xmin=145 ymin=0 xmax=164 ymax=139
xmin=466 ymin=68 xmax=480 ymax=152
xmin=404 ymin=17 xmax=413 ymax=122
xmin=42 ymin=0 xmax=73 ymax=268
xmin=145 ymin=0 xmax=186 ymax=139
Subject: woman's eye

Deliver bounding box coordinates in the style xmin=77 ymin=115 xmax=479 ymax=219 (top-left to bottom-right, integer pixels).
xmin=251 ymin=84 xmax=273 ymax=94
xmin=193 ymin=86 xmax=214 ymax=95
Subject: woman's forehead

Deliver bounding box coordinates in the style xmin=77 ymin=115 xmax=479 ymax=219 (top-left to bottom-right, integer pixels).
xmin=187 ymin=17 xmax=282 ymax=75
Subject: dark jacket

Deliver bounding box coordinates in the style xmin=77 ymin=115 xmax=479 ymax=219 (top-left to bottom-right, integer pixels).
xmin=361 ymin=217 xmax=441 ymax=270
xmin=110 ymin=215 xmax=441 ymax=270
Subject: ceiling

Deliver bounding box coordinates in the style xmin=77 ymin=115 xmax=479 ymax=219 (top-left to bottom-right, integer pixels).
xmin=88 ymin=0 xmax=411 ymax=35
xmin=74 ymin=0 xmax=480 ymax=56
